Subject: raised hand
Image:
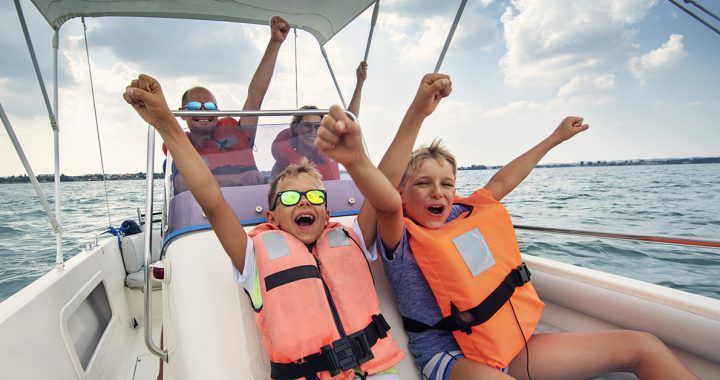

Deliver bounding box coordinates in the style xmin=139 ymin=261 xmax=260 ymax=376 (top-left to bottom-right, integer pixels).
xmin=356 ymin=61 xmax=368 ymax=84
xmin=270 ymin=16 xmax=290 ymax=43
xmin=315 ymin=105 xmax=365 ymax=167
xmin=551 ymin=116 xmax=590 ymax=143
xmin=123 ymin=74 xmax=174 ymax=129
xmin=408 ymin=73 xmax=452 ymax=117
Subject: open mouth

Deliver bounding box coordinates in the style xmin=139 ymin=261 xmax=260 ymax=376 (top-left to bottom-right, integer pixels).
xmin=427 ymin=205 xmax=445 ymax=215
xmin=193 ymin=117 xmax=213 ymax=123
xmin=294 ymin=213 xmax=316 ymax=227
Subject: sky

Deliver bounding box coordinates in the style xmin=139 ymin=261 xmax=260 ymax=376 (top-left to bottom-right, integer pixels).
xmin=1 ymin=0 xmax=719 ymax=176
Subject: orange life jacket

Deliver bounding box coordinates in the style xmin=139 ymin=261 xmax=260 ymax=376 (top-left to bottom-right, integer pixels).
xmin=404 ymin=188 xmax=544 ymax=369
xmin=249 ymin=222 xmax=404 ymax=379
xmin=271 ymin=128 xmax=340 ymax=180
xmin=195 ymin=117 xmax=258 ymax=173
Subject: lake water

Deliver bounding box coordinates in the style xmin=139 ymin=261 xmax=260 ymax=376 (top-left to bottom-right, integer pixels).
xmin=1 ymin=163 xmax=719 ymax=303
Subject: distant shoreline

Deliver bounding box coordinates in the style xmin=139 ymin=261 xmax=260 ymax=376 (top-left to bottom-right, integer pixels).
xmin=0 ymin=172 xmax=163 ymax=184
xmin=459 ymin=157 xmax=720 ymax=171
xmin=0 ymin=157 xmax=717 ymax=183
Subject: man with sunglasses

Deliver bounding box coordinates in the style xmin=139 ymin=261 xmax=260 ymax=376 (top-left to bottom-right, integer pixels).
xmin=172 ymin=16 xmax=290 ymax=193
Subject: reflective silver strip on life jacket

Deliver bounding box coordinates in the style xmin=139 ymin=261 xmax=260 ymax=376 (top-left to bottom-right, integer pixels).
xmin=327 ymin=227 xmax=350 ymax=248
xmin=452 ymin=228 xmax=495 ymax=277
xmin=263 ymin=231 xmax=291 ymax=260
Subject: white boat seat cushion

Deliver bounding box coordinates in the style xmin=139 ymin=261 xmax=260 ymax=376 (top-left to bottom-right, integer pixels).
xmin=121 ymin=232 xmax=161 ymax=289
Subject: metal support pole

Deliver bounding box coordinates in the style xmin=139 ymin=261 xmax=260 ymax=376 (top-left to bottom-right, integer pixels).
xmin=319 ymin=45 xmax=347 ymax=109
xmin=14 ymin=0 xmax=59 ymax=132
xmin=1 ymin=104 xmax=61 ymax=234
xmin=434 ymin=0 xmax=468 ymax=73
xmin=14 ymin=0 xmax=64 ymax=267
xmin=363 ymin=1 xmax=380 ymax=62
xmin=144 ymin=126 xmax=167 ymax=361
xmin=53 ymin=29 xmax=63 ymax=269
xmin=668 ymin=0 xmax=720 ymax=35
xmin=684 ymin=0 xmax=720 ymax=22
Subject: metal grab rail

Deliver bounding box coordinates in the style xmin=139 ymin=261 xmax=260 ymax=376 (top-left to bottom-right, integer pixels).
xmin=171 ymin=108 xmax=331 ymax=118
xmin=144 ymin=126 xmax=167 ymax=361
xmin=514 ymin=224 xmax=720 ymax=249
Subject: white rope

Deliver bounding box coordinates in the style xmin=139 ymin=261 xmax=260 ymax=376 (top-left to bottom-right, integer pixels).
xmin=294 ymin=27 xmax=299 ymax=109
xmin=81 ymin=17 xmax=112 ymax=226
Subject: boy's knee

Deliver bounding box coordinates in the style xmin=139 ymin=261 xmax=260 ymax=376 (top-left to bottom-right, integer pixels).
xmin=624 ymin=330 xmax=668 ymax=367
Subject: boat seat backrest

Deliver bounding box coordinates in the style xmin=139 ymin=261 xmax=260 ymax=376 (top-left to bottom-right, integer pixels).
xmin=166 ymin=179 xmax=366 ymax=234
xmin=121 ymin=232 xmax=161 ymax=289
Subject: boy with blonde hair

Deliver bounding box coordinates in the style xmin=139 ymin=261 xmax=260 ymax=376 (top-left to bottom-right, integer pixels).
xmin=358 ymin=73 xmax=696 ymax=380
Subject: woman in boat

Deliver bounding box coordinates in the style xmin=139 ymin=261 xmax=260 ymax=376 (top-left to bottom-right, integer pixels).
xmin=270 ymin=61 xmax=368 ymax=179
xmin=359 ymin=73 xmax=698 ymax=380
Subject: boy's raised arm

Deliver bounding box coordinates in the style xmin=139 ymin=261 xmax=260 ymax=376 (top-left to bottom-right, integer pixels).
xmin=315 ymin=106 xmax=403 ymax=244
xmin=484 ymin=116 xmax=589 ymax=201
xmin=240 ymin=16 xmax=289 ymax=143
xmin=356 ymin=74 xmax=452 ymax=249
xmin=124 ymin=74 xmax=248 ymax=271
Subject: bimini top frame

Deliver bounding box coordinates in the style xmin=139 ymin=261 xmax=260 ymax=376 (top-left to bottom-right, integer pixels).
xmin=29 ymin=0 xmax=377 ymax=46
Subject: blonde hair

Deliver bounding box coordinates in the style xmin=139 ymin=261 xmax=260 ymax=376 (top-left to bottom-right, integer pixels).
xmin=400 ymin=139 xmax=457 ymax=187
xmin=267 ymin=160 xmax=324 ymax=209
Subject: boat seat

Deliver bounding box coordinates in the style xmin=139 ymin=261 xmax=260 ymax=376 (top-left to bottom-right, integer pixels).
xmin=166 ymin=179 xmax=365 ymax=234
xmin=121 ymin=232 xmax=162 ymax=289
xmin=161 ymin=223 xmax=419 ymax=378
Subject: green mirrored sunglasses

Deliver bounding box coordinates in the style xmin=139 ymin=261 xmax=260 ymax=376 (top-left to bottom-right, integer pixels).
xmin=271 ymin=189 xmax=327 ymax=210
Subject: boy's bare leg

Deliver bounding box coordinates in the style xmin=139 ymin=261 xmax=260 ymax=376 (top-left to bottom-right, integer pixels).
xmin=508 ymin=330 xmax=697 ymax=380
xmin=449 ymin=358 xmax=513 ymax=380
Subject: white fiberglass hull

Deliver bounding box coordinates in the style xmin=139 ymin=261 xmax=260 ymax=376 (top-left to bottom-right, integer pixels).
xmin=1 ymin=223 xmax=719 ymax=379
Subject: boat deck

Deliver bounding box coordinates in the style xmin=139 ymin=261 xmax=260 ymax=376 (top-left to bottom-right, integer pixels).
xmin=126 ymin=316 xmax=162 ymax=380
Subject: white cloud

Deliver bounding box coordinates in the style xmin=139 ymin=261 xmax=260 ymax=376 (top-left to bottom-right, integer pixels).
xmin=378 ymin=1 xmax=500 ymax=65
xmin=557 ymin=74 xmax=617 ymax=104
xmin=499 ymin=0 xmax=654 ymax=88
xmin=380 ymin=15 xmax=450 ymax=64
xmin=628 ymin=34 xmax=686 ymax=82
xmin=481 ymin=99 xmax=545 ymax=118
xmin=609 ymin=0 xmax=658 ymax=24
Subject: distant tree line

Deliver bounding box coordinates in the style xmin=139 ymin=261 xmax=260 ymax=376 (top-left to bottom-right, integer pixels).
xmin=458 ymin=157 xmax=720 ymax=171
xmin=0 ymin=172 xmax=163 ymax=184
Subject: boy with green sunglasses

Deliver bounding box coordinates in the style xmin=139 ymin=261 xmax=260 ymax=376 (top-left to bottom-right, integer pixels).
xmin=125 ymin=74 xmax=406 ymax=379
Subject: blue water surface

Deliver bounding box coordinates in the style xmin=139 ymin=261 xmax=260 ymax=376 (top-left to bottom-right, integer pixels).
xmin=1 ymin=164 xmax=718 ymax=302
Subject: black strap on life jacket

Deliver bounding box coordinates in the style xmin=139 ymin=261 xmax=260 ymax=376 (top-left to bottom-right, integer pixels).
xmin=270 ymin=314 xmax=391 ymax=379
xmin=402 ymin=263 xmax=532 ymax=335
xmin=264 ymin=265 xmax=321 ymax=292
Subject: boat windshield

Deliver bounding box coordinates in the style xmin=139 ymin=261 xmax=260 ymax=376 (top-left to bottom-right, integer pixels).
xmin=164 ymin=117 xmax=364 ymax=234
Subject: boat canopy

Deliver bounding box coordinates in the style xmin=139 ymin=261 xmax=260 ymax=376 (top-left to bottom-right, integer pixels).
xmin=29 ymin=0 xmax=376 ymax=45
